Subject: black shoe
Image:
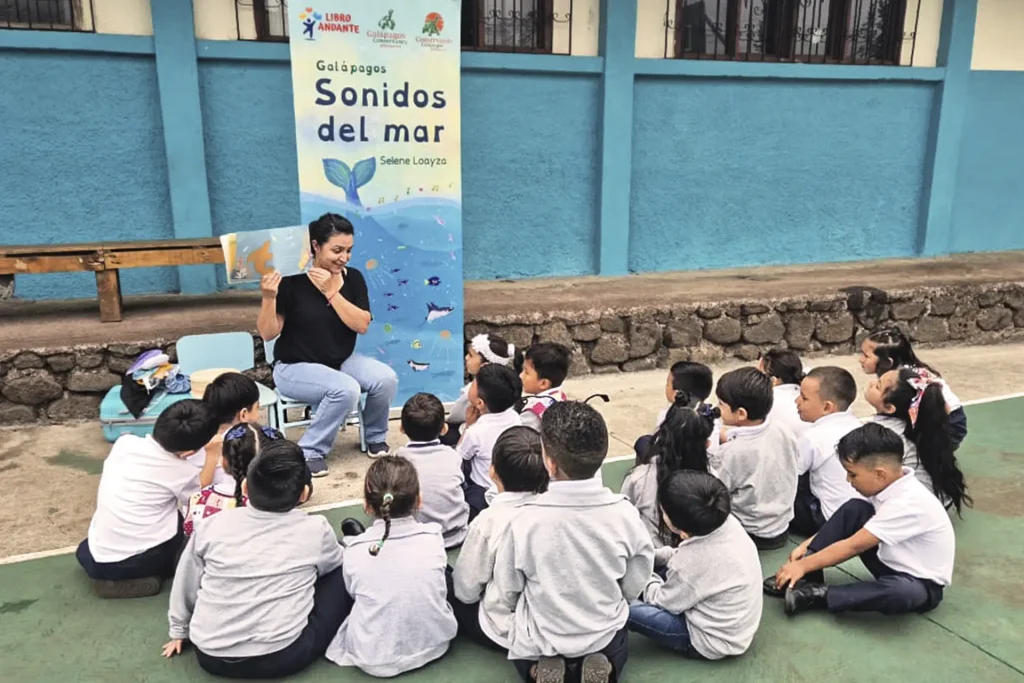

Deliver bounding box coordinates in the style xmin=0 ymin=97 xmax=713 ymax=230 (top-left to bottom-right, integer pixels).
xmin=751 ymin=531 xmax=789 ymax=551
xmin=580 ymin=653 xmax=613 ymax=683
xmin=92 ymin=577 xmax=162 ymax=599
xmin=764 ymin=570 xmax=824 ymax=598
xmin=340 ymin=518 xmax=366 ymax=537
xmin=534 ymin=657 xmax=566 ymax=683
xmin=785 ymin=583 xmax=829 ymax=616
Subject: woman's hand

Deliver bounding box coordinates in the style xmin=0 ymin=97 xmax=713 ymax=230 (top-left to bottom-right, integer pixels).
xmin=260 ymin=271 xmax=281 ymax=300
xmin=308 ymin=268 xmax=343 ymax=298
xmin=162 ymin=639 xmax=183 ymax=658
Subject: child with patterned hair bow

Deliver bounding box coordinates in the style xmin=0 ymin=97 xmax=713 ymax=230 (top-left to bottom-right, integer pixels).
xmin=865 ymin=366 xmax=972 ymax=514
xmin=329 ymin=456 xmax=457 ymax=677
xmin=441 ymin=333 xmax=524 ymax=446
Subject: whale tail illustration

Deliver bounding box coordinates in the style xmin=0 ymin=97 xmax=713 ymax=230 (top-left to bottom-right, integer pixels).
xmin=323 ymin=157 xmax=377 ymax=207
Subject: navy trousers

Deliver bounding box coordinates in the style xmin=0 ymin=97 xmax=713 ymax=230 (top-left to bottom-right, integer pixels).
xmin=807 ymin=500 xmax=944 ymax=614
xmin=790 ymin=473 xmax=826 ymax=537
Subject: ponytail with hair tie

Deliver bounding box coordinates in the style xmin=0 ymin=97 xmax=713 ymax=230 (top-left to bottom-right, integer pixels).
xmin=369 ymin=492 xmax=394 ymax=556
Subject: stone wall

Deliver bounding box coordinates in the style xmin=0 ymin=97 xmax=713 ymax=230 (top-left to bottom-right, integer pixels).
xmin=2 ymin=283 xmax=1023 ymax=425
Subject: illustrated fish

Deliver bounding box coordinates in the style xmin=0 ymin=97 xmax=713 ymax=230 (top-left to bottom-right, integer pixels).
xmin=397 ymin=279 xmax=409 ymax=286
xmin=450 ymin=251 xmax=457 ymax=261
xmin=377 ymin=347 xmax=387 ymax=356
xmin=383 ymin=323 xmax=393 ymax=333
xmin=384 ymin=292 xmax=394 ymax=297
xmin=425 ymin=302 xmax=454 ymax=323
xmin=397 ymin=245 xmax=408 ymax=250
xmin=387 ymin=304 xmax=399 ymax=312
xmin=434 ymin=215 xmax=445 ymax=226
xmin=411 ymin=340 xmax=422 ymax=350
xmin=391 ymin=268 xmax=401 ymax=273
xmin=425 ymin=276 xmax=441 ymax=286
xmin=407 ymin=360 xmax=430 ymax=372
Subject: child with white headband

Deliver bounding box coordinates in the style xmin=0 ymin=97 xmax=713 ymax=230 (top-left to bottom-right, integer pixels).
xmin=441 ymin=334 xmax=523 ymax=447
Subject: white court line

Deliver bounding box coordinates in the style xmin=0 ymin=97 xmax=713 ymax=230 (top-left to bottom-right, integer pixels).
xmin=1 ymin=395 xmax=1018 ymax=568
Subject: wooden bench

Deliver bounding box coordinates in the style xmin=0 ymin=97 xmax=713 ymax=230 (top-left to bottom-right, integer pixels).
xmin=0 ymin=239 xmax=224 ymax=322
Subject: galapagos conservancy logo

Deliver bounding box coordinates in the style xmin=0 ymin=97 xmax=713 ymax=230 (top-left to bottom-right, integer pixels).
xmin=417 ymin=12 xmax=452 ymax=49
xmin=368 ymin=8 xmax=407 ymax=47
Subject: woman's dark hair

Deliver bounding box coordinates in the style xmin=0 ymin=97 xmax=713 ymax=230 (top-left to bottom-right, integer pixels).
xmin=658 ymin=470 xmax=731 ymax=537
xmin=492 ymin=426 xmax=549 ymax=494
xmin=364 ymin=456 xmax=420 ymax=556
xmin=245 ymin=440 xmax=312 ymax=513
xmin=638 ymin=392 xmax=718 ymax=478
xmin=760 ymin=349 xmax=805 ymax=386
xmin=223 ymin=423 xmax=284 ymax=506
xmin=309 ymin=213 xmax=354 ymax=253
xmin=882 ymin=368 xmax=972 ymax=515
xmin=865 ymin=327 xmax=938 ymax=377
xmin=715 ymin=367 xmax=774 ymax=421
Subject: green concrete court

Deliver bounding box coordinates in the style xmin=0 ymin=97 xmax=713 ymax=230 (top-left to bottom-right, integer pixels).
xmin=2 ymin=398 xmax=1022 ymax=683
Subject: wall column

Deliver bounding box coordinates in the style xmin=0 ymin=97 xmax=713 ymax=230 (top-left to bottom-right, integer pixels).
xmin=919 ymin=0 xmax=978 ymax=255
xmin=151 ymin=0 xmax=218 ymax=293
xmin=595 ymin=0 xmax=638 ymax=275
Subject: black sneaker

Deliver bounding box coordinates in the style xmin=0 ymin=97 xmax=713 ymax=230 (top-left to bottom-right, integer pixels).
xmin=340 ymin=518 xmax=366 ymax=537
xmin=580 ymin=653 xmax=613 ymax=683
xmin=367 ymin=442 xmax=390 ymax=458
xmin=534 ymin=657 xmax=566 ymax=683
xmin=92 ymin=577 xmax=162 ymax=599
xmin=306 ymin=457 xmax=329 ymax=478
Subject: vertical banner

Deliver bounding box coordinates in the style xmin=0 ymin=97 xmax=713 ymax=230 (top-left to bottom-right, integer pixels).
xmin=288 ymin=1 xmax=463 ymax=404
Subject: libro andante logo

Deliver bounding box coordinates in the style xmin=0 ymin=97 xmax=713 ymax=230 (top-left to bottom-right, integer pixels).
xmin=298 ymin=7 xmax=322 ymax=40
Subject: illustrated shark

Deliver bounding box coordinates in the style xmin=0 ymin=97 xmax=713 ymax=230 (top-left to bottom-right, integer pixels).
xmin=407 ymin=360 xmax=430 ymax=372
xmin=425 ymin=302 xmax=454 ymax=323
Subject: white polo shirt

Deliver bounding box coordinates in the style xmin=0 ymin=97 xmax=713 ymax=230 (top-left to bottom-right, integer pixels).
xmin=865 ymin=467 xmax=955 ymax=586
xmin=797 ymin=411 xmax=865 ymax=519
xmin=87 ymin=434 xmax=202 ymax=562
xmin=458 ymin=408 xmax=522 ymax=488
xmin=770 ymin=384 xmax=810 ymax=439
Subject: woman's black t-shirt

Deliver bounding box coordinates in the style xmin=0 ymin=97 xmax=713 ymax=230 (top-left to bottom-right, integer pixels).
xmin=273 ymin=269 xmax=371 ymax=369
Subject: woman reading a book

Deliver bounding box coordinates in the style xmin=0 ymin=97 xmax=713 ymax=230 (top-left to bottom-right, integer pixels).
xmin=257 ymin=213 xmax=398 ymax=477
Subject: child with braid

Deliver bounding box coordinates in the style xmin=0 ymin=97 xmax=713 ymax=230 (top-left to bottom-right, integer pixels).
xmin=183 ymin=424 xmax=283 ymax=537
xmin=329 ymin=456 xmax=457 ymax=677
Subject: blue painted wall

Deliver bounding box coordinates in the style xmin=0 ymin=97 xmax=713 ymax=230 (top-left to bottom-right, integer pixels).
xmin=0 ymin=50 xmax=176 ymax=300
xmin=950 ymin=70 xmax=1024 ymax=254
xmin=629 ymin=77 xmax=934 ymax=272
xmin=461 ymin=72 xmax=601 ymax=280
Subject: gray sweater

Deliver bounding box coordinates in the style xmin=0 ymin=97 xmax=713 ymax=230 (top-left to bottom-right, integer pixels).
xmin=620 ymin=460 xmax=675 ymax=567
xmin=452 ymin=491 xmax=538 ymax=648
xmin=167 ymin=506 xmax=344 ymax=657
xmin=493 ymin=478 xmax=655 ymax=660
xmin=397 ymin=441 xmax=470 ymax=547
xmin=641 ymin=516 xmax=763 ymax=659
xmin=710 ymin=417 xmax=800 ymax=538
xmin=326 ymin=518 xmax=457 ymax=677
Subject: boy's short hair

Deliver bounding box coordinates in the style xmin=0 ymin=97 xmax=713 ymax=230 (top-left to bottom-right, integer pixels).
xmin=475 ymin=364 xmax=522 ymax=414
xmin=540 ymin=401 xmax=608 ymax=480
xmin=670 ymin=361 xmax=713 ymax=401
xmin=152 ymin=399 xmax=220 ymax=454
xmin=245 ymin=440 xmax=312 ymax=512
xmin=401 ymin=392 xmax=445 ymax=442
xmin=492 ymin=426 xmax=549 ymax=494
xmin=658 ymin=470 xmax=731 ymax=537
xmin=202 ymin=372 xmax=260 ymax=425
xmin=715 ymin=367 xmax=774 ymax=421
xmin=837 ymin=423 xmax=904 ymax=466
xmin=525 ymin=343 xmax=572 ymax=388
xmin=807 ymin=366 xmax=858 ymax=411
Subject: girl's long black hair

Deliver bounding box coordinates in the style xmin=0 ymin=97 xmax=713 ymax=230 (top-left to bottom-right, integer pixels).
xmin=638 ymin=391 xmax=718 ymax=481
xmin=867 ymin=327 xmax=938 ymax=377
xmin=364 ymin=455 xmax=419 ymax=556
xmin=884 ymin=368 xmax=971 ymax=515
xmin=222 ymin=424 xmax=284 ymax=507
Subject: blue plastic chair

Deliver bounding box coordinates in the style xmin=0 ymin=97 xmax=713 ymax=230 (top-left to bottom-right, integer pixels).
xmin=263 ymin=337 xmax=367 ymax=452
xmin=175 ymin=331 xmax=278 ymax=417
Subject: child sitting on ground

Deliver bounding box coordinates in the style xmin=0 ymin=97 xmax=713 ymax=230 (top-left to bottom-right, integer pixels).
xmin=859 ymin=327 xmax=967 ymax=448
xmin=77 ymin=399 xmax=220 ymax=599
xmin=713 ymin=367 xmax=800 ymax=550
xmin=197 ymin=371 xmax=262 ymax=487
xmin=163 ymin=440 xmax=349 ymax=680
xmin=493 ymin=401 xmax=654 ymax=683
xmin=458 ymin=363 xmax=523 ymax=519
xmin=628 ymin=470 xmax=762 ymax=660
xmin=329 ymin=456 xmax=457 ymax=677
xmin=183 ymin=423 xmax=284 ymax=537
xmin=519 ymin=342 xmax=571 ymax=432
xmin=792 ymin=366 xmax=864 ymax=536
xmin=634 ymin=360 xmax=715 ymax=459
xmin=768 ymin=423 xmax=958 ymax=617
xmin=452 ymin=426 xmax=549 ymax=651
xmin=621 ymin=392 xmax=717 ymax=566
xmin=443 ymin=334 xmax=523 ymax=447
xmin=758 ymin=349 xmax=810 ymax=439
xmin=395 ymin=392 xmax=469 ymax=548
xmin=866 ymin=367 xmax=972 ymax=513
